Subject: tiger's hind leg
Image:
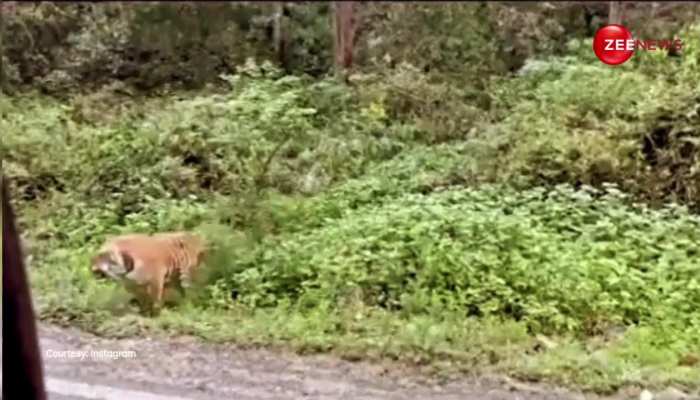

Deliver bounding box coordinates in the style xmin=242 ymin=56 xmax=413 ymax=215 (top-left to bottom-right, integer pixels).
xmin=180 ymin=267 xmax=194 ymax=290
xmin=148 ymin=273 xmax=167 ymax=316
xmin=172 ymin=267 xmax=195 ymax=304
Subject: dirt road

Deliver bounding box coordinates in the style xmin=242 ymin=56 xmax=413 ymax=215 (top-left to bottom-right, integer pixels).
xmin=0 ymin=323 xmax=629 ymax=400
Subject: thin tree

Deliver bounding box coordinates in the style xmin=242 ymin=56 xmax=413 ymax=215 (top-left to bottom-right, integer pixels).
xmin=608 ymin=1 xmax=623 ymax=25
xmin=273 ymin=2 xmax=290 ymax=72
xmin=333 ymin=1 xmax=356 ymax=74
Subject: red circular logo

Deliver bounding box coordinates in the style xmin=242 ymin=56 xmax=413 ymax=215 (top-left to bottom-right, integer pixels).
xmin=593 ymin=25 xmax=634 ymax=65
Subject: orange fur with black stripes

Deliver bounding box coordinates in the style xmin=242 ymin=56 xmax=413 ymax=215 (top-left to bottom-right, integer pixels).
xmin=91 ymin=232 xmax=207 ymax=314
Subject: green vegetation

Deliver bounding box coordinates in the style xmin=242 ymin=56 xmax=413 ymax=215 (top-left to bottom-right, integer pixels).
xmin=2 ymin=4 xmax=699 ymax=396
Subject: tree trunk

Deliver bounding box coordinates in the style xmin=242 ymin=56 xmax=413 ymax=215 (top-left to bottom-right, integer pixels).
xmin=608 ymin=1 xmax=623 ymax=25
xmin=273 ymin=2 xmax=290 ymax=72
xmin=333 ymin=1 xmax=356 ymax=74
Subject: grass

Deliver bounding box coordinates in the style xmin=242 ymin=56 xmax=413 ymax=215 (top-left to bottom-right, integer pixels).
xmin=37 ymin=289 xmax=700 ymax=393
xmin=24 ymin=177 xmax=700 ymax=393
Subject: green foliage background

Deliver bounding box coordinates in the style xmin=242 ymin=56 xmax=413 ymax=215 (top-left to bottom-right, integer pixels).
xmin=2 ymin=2 xmax=699 ymax=395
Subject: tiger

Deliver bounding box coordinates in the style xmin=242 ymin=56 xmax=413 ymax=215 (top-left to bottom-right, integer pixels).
xmin=90 ymin=231 xmax=208 ymax=315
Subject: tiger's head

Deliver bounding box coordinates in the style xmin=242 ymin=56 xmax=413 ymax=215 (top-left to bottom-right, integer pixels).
xmin=90 ymin=250 xmax=134 ymax=281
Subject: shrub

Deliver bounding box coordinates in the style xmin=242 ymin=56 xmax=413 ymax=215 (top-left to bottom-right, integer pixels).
xmin=219 ymin=183 xmax=700 ymax=336
xmin=476 ymin=40 xmax=700 ymax=206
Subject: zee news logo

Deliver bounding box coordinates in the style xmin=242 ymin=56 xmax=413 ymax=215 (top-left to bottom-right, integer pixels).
xmin=593 ymin=24 xmax=683 ymax=65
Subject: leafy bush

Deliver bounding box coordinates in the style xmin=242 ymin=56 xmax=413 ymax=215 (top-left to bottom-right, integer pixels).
xmin=2 ymin=3 xmax=274 ymax=91
xmin=219 ymin=183 xmax=700 ymax=337
xmin=1 ymin=63 xmax=406 ymax=204
xmin=349 ymin=63 xmax=487 ymax=143
xmin=476 ymin=38 xmax=700 ymax=206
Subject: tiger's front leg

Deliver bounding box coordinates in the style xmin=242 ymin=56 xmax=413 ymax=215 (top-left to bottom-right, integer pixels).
xmin=125 ymin=284 xmax=154 ymax=315
xmin=136 ymin=292 xmax=157 ymax=317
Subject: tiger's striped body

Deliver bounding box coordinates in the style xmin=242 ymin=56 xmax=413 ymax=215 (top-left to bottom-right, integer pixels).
xmin=91 ymin=231 xmax=207 ymax=314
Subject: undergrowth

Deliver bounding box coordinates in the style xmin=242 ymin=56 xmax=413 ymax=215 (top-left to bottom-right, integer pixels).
xmin=2 ymin=35 xmax=700 ymax=394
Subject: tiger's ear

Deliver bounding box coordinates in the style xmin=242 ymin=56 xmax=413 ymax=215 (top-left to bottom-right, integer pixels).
xmin=120 ymin=252 xmax=135 ymax=273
